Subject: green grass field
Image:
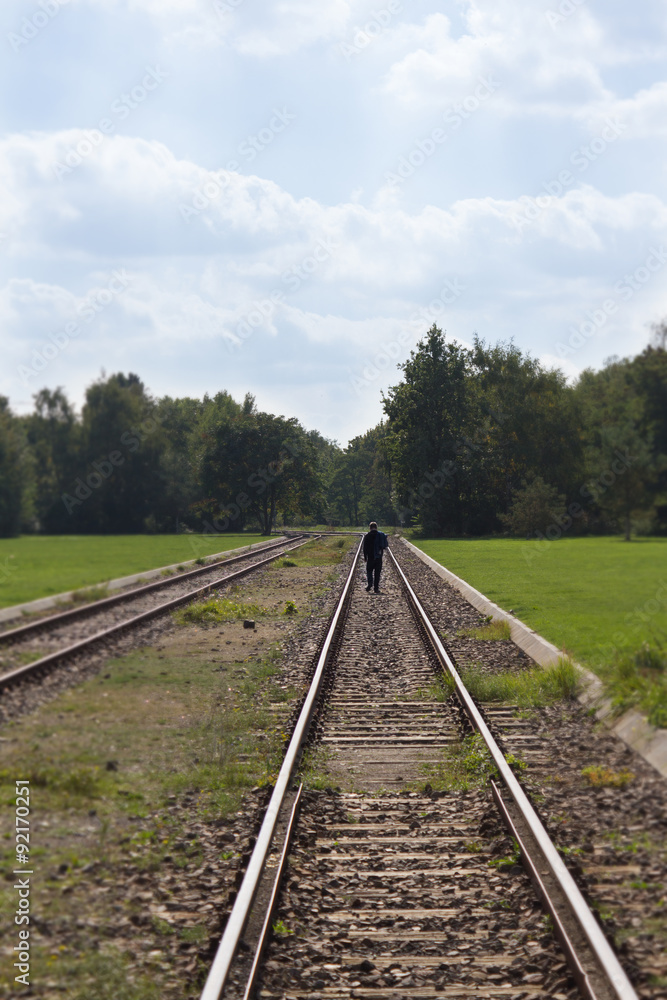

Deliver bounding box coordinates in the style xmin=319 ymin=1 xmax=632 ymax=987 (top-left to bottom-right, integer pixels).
xmin=0 ymin=534 xmax=265 ymax=609
xmin=412 ymin=537 xmax=667 ymax=666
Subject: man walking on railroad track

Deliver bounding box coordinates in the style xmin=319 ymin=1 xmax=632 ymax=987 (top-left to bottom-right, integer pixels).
xmin=363 ymin=521 xmax=388 ymax=593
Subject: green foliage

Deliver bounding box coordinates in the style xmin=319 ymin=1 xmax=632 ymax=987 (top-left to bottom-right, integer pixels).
xmin=599 ymin=639 xmax=667 ymax=728
xmin=460 ymin=658 xmax=579 ymax=707
xmin=420 ymin=732 xmax=501 ymax=791
xmin=0 ymin=397 xmax=34 ymax=537
xmin=282 ymin=600 xmax=298 ymax=615
xmin=488 ymin=841 xmax=521 ymax=870
xmin=174 ymin=597 xmax=267 ymax=625
xmin=195 ymin=402 xmax=322 ymax=534
xmin=382 ymin=328 xmax=583 ymax=535
xmin=499 ymin=477 xmax=567 ymax=537
xmin=29 ymin=764 xmax=103 ymax=795
xmin=39 ymin=953 xmax=162 ymax=1000
xmin=457 ymin=618 xmax=512 ymax=640
xmin=327 ymin=423 xmax=396 ymax=527
xmin=5 ymin=338 xmax=666 ymax=541
xmin=68 ymin=584 xmax=110 ymax=604
xmin=574 ymin=347 xmax=667 ymax=538
xmin=581 ymin=765 xmax=634 ymax=788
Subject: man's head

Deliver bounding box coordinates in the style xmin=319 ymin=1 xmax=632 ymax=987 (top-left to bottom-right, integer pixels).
xmin=369 ymin=521 xmax=378 ymax=531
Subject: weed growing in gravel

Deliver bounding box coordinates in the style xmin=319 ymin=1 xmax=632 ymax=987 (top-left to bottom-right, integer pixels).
xmin=599 ymin=638 xmax=667 ymax=728
xmin=457 ymin=618 xmax=512 ymax=641
xmin=68 ymin=584 xmax=110 ymax=604
xmin=152 ymin=917 xmax=175 ymax=936
xmin=419 ymin=733 xmax=494 ymax=791
xmin=411 ymin=675 xmax=455 ymax=701
xmin=3 ymin=648 xmax=50 ymax=668
xmin=180 ymin=924 xmax=208 ymax=944
xmin=285 ymin=537 xmax=347 ymax=567
xmin=299 ymin=745 xmax=338 ymax=789
xmin=488 ymin=840 xmax=521 ymax=870
xmin=173 ymin=597 xmax=267 ymax=625
xmin=283 ymin=600 xmax=298 ymax=615
xmin=581 ymin=765 xmax=634 ymax=788
xmin=460 ymin=657 xmax=579 ymax=707
xmin=481 ymin=897 xmax=512 ymax=910
xmin=272 ymin=919 xmax=293 ymax=936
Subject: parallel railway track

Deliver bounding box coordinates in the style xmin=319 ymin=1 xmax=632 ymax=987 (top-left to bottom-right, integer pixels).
xmin=0 ymin=534 xmax=311 ymax=691
xmin=200 ymin=538 xmax=639 ymax=1000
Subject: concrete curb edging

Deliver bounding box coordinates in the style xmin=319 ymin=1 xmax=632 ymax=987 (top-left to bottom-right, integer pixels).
xmin=0 ymin=536 xmax=287 ymax=626
xmin=401 ymin=537 xmax=667 ymax=780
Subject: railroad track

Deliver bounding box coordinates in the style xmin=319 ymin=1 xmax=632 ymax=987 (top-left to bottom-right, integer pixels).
xmin=0 ymin=534 xmax=313 ymax=691
xmin=200 ymin=539 xmax=639 ymax=1000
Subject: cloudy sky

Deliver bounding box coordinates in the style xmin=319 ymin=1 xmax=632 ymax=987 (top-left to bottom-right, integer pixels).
xmin=1 ymin=0 xmax=666 ymax=443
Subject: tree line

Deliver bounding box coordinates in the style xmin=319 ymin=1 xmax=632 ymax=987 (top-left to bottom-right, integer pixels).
xmin=1 ymin=327 xmax=665 ymax=539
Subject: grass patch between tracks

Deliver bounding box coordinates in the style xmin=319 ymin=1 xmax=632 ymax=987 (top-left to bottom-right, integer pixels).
xmin=0 ymin=533 xmax=267 ymax=609
xmin=173 ymin=597 xmax=268 ymax=625
xmin=269 ymin=535 xmax=347 ymax=569
xmin=416 ymin=732 xmax=526 ymax=792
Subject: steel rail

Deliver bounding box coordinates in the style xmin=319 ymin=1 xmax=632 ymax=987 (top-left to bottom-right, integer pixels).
xmin=491 ymin=779 xmax=595 ymax=1000
xmin=0 ymin=536 xmax=296 ymax=645
xmin=242 ymin=784 xmax=304 ymax=1000
xmin=199 ymin=537 xmax=363 ymax=1000
xmin=0 ymin=536 xmax=314 ymax=691
xmin=389 ymin=547 xmax=638 ymax=1000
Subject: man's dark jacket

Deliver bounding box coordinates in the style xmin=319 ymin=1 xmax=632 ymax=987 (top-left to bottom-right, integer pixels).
xmin=363 ymin=529 xmax=389 ymax=562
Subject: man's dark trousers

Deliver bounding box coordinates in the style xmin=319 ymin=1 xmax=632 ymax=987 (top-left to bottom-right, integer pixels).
xmin=367 ymin=557 xmax=383 ymax=592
